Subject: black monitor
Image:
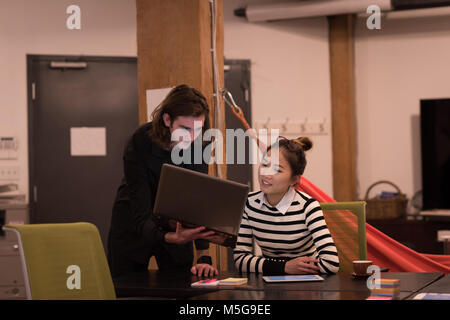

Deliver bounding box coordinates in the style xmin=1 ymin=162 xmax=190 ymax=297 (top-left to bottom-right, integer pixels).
xmin=420 ymin=99 xmax=450 ymax=210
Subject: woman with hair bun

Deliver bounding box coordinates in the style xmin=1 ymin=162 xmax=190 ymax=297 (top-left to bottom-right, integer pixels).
xmin=233 ymin=136 xmax=340 ymax=275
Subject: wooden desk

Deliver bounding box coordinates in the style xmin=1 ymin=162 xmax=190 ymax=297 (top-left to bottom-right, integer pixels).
xmin=188 ymin=290 xmax=414 ymax=300
xmin=113 ymin=271 xmax=444 ymax=300
xmin=411 ymin=274 xmax=450 ymax=295
xmin=113 ymin=270 xmax=218 ymax=299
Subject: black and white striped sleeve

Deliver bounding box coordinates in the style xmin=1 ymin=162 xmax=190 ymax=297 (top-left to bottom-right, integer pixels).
xmin=304 ymin=199 xmax=340 ymax=274
xmin=233 ymin=209 xmax=286 ymax=275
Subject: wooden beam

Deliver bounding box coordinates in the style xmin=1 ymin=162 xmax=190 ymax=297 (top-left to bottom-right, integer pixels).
xmin=328 ymin=15 xmax=357 ymax=201
xmin=136 ymin=0 xmax=228 ymax=270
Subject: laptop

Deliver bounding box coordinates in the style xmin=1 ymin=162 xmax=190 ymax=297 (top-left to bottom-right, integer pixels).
xmin=153 ymin=164 xmax=249 ymax=247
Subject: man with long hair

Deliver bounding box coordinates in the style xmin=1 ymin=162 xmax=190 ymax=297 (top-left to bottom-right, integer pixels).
xmin=108 ymin=84 xmax=217 ymax=278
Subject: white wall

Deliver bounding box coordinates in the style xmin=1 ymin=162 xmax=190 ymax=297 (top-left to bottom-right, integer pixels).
xmin=224 ymin=2 xmax=450 ymax=203
xmin=355 ymin=12 xmax=450 ymax=203
xmin=0 ymin=0 xmax=334 ymax=201
xmin=8 ymin=1 xmax=445 ymax=206
xmin=223 ymin=0 xmax=333 ymax=196
xmin=0 ymin=0 xmax=137 ymax=202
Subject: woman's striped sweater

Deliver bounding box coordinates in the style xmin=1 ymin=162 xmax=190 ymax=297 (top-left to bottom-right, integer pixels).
xmin=233 ymin=189 xmax=340 ymax=275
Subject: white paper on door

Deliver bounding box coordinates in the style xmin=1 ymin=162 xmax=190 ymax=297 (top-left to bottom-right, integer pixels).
xmin=70 ymin=127 xmax=106 ymax=156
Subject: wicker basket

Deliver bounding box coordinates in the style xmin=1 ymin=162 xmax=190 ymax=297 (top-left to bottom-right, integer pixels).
xmin=364 ymin=180 xmax=408 ymax=220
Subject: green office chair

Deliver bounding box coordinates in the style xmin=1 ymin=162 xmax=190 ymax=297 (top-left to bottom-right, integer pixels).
xmin=3 ymin=222 xmax=116 ymax=300
xmin=319 ymin=201 xmax=367 ymax=274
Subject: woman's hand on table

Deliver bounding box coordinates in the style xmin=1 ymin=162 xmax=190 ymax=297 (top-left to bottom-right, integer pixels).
xmin=284 ymin=257 xmax=320 ymax=274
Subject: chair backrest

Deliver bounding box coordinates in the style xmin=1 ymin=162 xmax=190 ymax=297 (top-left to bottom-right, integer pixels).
xmin=319 ymin=201 xmax=367 ymax=274
xmin=5 ymin=222 xmax=116 ymax=300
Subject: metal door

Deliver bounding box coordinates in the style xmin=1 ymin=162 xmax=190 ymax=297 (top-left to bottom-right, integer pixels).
xmin=224 ymin=59 xmax=252 ymax=271
xmin=28 ymin=55 xmax=138 ymax=247
xmin=224 ymin=59 xmax=253 ymax=188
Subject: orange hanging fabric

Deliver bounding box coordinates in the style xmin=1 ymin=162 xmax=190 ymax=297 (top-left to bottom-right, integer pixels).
xmin=223 ymin=90 xmax=450 ymax=274
xmin=296 ymin=177 xmax=450 ymax=273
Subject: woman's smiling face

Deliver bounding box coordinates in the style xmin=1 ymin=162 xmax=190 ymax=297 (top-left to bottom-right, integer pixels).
xmin=258 ymin=149 xmax=299 ymax=202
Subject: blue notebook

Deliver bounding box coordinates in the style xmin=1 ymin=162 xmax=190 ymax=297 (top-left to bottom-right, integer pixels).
xmin=413 ymin=293 xmax=450 ymax=300
xmin=263 ymin=275 xmax=324 ymax=282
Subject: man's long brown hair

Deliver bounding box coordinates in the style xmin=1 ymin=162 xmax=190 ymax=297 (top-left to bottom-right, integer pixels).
xmin=149 ymin=84 xmax=210 ymax=150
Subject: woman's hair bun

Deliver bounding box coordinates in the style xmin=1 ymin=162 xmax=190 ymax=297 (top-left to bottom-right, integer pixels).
xmin=293 ymin=137 xmax=313 ymax=152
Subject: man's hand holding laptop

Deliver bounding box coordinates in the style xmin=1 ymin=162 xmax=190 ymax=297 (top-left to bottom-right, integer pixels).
xmin=164 ymin=221 xmax=234 ymax=247
xmin=164 ymin=222 xmax=216 ymax=245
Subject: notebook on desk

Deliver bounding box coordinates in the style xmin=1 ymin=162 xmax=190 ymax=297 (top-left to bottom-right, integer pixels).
xmin=263 ymin=275 xmax=324 ymax=283
xmin=413 ymin=293 xmax=450 ymax=300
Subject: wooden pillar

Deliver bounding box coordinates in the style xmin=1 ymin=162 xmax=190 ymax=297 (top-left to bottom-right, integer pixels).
xmin=328 ymin=15 xmax=357 ymax=201
xmin=136 ymin=0 xmax=228 ymax=270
